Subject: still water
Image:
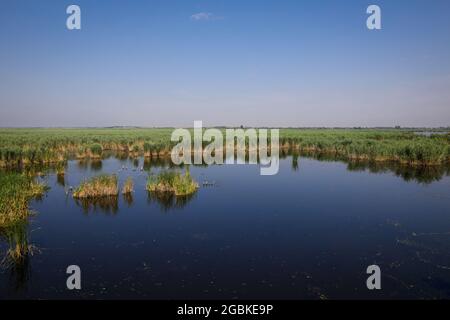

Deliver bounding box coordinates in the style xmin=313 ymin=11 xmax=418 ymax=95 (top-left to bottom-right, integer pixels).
xmin=1 ymin=154 xmax=450 ymax=299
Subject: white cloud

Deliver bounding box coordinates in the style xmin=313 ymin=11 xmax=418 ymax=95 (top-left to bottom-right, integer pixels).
xmin=190 ymin=12 xmax=222 ymax=21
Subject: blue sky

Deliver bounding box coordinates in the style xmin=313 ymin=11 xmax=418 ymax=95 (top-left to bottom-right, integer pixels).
xmin=1 ymin=0 xmax=449 ymax=127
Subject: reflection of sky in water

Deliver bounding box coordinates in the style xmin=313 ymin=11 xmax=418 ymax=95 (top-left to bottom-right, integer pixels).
xmin=1 ymin=155 xmax=450 ymax=299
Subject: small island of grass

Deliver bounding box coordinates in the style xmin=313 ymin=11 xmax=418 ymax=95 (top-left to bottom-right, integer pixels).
xmin=73 ymin=175 xmax=118 ymax=199
xmin=146 ymin=170 xmax=198 ymax=196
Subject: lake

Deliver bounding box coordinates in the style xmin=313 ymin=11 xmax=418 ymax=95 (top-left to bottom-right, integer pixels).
xmin=1 ymin=154 xmax=450 ymax=299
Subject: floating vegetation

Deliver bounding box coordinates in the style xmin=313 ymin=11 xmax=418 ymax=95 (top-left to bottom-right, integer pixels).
xmin=0 ymin=173 xmax=48 ymax=228
xmin=147 ymin=169 xmax=198 ymax=196
xmin=121 ymin=177 xmax=134 ymax=194
xmin=73 ymin=175 xmax=118 ymax=199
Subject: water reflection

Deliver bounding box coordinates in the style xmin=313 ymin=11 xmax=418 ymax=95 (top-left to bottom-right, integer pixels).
xmin=74 ymin=196 xmax=119 ymax=215
xmin=292 ymin=152 xmax=299 ymax=171
xmin=1 ymin=150 xmax=450 ymax=298
xmin=147 ymin=191 xmax=197 ymax=212
xmin=297 ymin=150 xmax=450 ymax=184
xmin=123 ymin=193 xmax=134 ymax=207
xmin=56 ymin=172 xmax=65 ymax=187
xmin=77 ymin=159 xmax=103 ymax=171
xmin=143 ymin=158 xmax=183 ymax=170
xmin=0 ymin=221 xmax=33 ymax=292
xmin=346 ymin=161 xmax=450 ymax=184
xmin=1 ymin=149 xmax=448 ymax=185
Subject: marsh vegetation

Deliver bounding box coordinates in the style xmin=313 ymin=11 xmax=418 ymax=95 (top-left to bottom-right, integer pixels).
xmin=0 ymin=173 xmax=48 ymax=228
xmin=121 ymin=177 xmax=134 ymax=195
xmin=0 ymin=128 xmax=448 ymax=167
xmin=72 ymin=175 xmax=119 ymax=199
xmin=147 ymin=169 xmax=199 ymax=196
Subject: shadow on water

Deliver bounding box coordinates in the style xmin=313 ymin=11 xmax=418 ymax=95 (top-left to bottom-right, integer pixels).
xmin=0 ymin=220 xmax=33 ymax=292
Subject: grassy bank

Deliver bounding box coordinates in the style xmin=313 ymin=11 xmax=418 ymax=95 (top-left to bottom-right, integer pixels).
xmin=147 ymin=169 xmax=198 ymax=196
xmin=0 ymin=128 xmax=449 ymax=166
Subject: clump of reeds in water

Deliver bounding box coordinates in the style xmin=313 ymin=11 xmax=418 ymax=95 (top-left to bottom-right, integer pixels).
xmin=0 ymin=173 xmax=48 ymax=228
xmin=121 ymin=177 xmax=134 ymax=194
xmin=0 ymin=219 xmax=36 ymax=268
xmin=146 ymin=169 xmax=198 ymax=196
xmin=73 ymin=175 xmax=118 ymax=199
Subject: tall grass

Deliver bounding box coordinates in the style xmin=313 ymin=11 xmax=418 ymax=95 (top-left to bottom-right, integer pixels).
xmin=0 ymin=173 xmax=48 ymax=228
xmin=121 ymin=177 xmax=134 ymax=194
xmin=147 ymin=169 xmax=198 ymax=196
xmin=73 ymin=175 xmax=118 ymax=198
xmin=0 ymin=219 xmax=35 ymax=268
xmin=0 ymin=128 xmax=449 ymax=166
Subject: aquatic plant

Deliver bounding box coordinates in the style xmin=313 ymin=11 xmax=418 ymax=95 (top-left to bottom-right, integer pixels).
xmin=0 ymin=173 xmax=48 ymax=228
xmin=146 ymin=169 xmax=198 ymax=196
xmin=55 ymin=162 xmax=66 ymax=176
xmin=0 ymin=128 xmax=449 ymax=166
xmin=0 ymin=219 xmax=35 ymax=268
xmin=121 ymin=177 xmax=134 ymax=194
xmin=73 ymin=174 xmax=118 ymax=198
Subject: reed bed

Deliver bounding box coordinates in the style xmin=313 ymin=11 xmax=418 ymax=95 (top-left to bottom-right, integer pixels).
xmin=0 ymin=173 xmax=48 ymax=228
xmin=73 ymin=175 xmax=118 ymax=198
xmin=0 ymin=219 xmax=35 ymax=267
xmin=0 ymin=128 xmax=449 ymax=166
xmin=147 ymin=169 xmax=198 ymax=196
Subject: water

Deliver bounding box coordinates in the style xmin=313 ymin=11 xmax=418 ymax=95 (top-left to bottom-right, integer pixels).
xmin=1 ymin=155 xmax=450 ymax=299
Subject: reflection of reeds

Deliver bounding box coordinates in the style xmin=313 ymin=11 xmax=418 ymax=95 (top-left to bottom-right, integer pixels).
xmin=292 ymin=153 xmax=299 ymax=171
xmin=0 ymin=219 xmax=33 ymax=291
xmin=73 ymin=175 xmax=118 ymax=198
xmin=74 ymin=196 xmax=119 ymax=214
xmin=1 ymin=220 xmax=36 ymax=268
xmin=123 ymin=193 xmax=134 ymax=207
xmin=147 ymin=189 xmax=196 ymax=211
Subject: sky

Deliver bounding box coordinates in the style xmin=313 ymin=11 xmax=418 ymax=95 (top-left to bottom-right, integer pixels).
xmin=0 ymin=0 xmax=449 ymax=128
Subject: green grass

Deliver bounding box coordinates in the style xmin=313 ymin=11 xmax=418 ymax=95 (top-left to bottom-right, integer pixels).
xmin=147 ymin=169 xmax=199 ymax=196
xmin=73 ymin=174 xmax=118 ymax=198
xmin=0 ymin=219 xmax=34 ymax=267
xmin=0 ymin=173 xmax=48 ymax=228
xmin=0 ymin=128 xmax=449 ymax=166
